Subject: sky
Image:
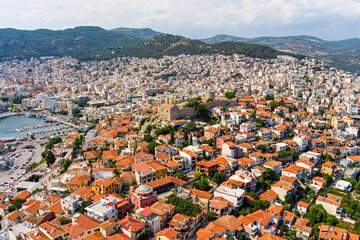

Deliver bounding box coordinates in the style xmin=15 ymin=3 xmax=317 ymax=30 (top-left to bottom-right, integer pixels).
xmin=0 ymin=0 xmax=360 ymax=40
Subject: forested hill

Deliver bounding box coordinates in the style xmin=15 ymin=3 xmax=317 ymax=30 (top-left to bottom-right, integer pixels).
xmin=110 ymin=27 xmax=162 ymax=39
xmin=202 ymin=34 xmax=360 ymax=73
xmin=0 ymin=26 xmax=303 ymax=61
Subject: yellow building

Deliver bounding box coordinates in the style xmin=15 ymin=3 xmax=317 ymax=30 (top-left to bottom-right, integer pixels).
xmin=99 ymin=219 xmax=119 ymax=237
xmin=155 ymin=228 xmax=180 ymax=240
xmin=331 ymin=117 xmax=345 ymax=130
xmin=312 ymin=176 xmax=327 ymax=188
xmin=92 ymin=179 xmax=115 ymax=194
xmin=148 ymin=161 xmax=168 ymax=180
xmin=67 ymin=175 xmax=90 ymax=192
xmin=321 ymin=161 xmax=337 ymax=176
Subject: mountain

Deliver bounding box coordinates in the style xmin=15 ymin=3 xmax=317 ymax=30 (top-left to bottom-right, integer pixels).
xmin=110 ymin=27 xmax=162 ymax=39
xmin=0 ymin=26 xmax=140 ymax=61
xmin=202 ymin=34 xmax=360 ymax=73
xmin=0 ymin=27 xmax=303 ymax=61
xmin=201 ymin=34 xmax=246 ymax=44
xmin=118 ymin=34 xmax=303 ymax=59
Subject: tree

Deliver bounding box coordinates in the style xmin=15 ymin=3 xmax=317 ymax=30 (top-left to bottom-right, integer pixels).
xmin=32 ymin=188 xmax=42 ymax=195
xmin=58 ymin=217 xmax=71 ymax=225
xmin=270 ymin=100 xmax=280 ymax=112
xmin=143 ymin=134 xmax=153 ymax=142
xmin=305 ymin=204 xmax=327 ymax=226
xmin=184 ymin=97 xmax=201 ymax=108
xmin=196 ymin=104 xmax=211 ymax=121
xmin=182 ymin=121 xmax=196 ymax=132
xmin=324 ymin=154 xmax=334 ymax=162
xmin=169 ymin=132 xmax=175 ymax=145
xmin=285 ymin=195 xmax=293 ymax=204
xmin=326 ymin=214 xmax=338 ymax=226
xmin=259 ymin=145 xmax=266 ymax=152
xmin=355 ymin=221 xmax=360 ymax=234
xmin=194 ymin=171 xmax=202 ymax=179
xmin=78 ymin=201 xmax=92 ymax=214
xmin=205 ymin=139 xmax=214 ymax=146
xmin=174 ymin=173 xmax=186 ymax=180
xmin=62 ymin=159 xmax=73 ymax=171
xmin=13 ymin=198 xmax=26 ymax=209
xmin=184 ymin=131 xmax=189 ymax=142
xmin=146 ymin=142 xmax=161 ymax=154
xmin=196 ymin=178 xmax=209 ymax=191
xmin=45 ymin=151 xmax=56 ymax=166
xmin=225 ymin=91 xmax=235 ymax=100
xmin=166 ymin=194 xmax=201 ymax=217
xmin=113 ymin=169 xmax=120 ymax=177
xmin=208 ymin=211 xmax=218 ymax=221
xmin=212 ymin=172 xmax=226 ymax=185
xmin=72 ymin=108 xmax=83 ymax=118
xmin=265 ymin=94 xmax=274 ymax=100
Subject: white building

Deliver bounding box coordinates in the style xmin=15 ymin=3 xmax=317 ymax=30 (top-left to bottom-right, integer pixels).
xmin=61 ymin=194 xmax=84 ymax=214
xmin=347 ymin=103 xmax=358 ymax=115
xmin=335 ymin=180 xmax=352 ymax=191
xmin=85 ymin=198 xmax=118 ymax=222
xmin=213 ymin=185 xmax=245 ymax=208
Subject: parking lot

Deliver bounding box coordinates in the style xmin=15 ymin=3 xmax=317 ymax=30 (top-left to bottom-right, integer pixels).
xmin=0 ymin=140 xmax=45 ymax=189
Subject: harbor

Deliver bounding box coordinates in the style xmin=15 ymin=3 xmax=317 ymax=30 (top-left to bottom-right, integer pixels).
xmin=0 ymin=114 xmax=74 ymax=140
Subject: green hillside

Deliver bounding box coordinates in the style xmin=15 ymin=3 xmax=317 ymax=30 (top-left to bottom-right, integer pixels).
xmin=0 ymin=27 xmax=303 ymax=61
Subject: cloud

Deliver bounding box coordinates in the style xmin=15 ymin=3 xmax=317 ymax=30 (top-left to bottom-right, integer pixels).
xmin=0 ymin=0 xmax=359 ymax=40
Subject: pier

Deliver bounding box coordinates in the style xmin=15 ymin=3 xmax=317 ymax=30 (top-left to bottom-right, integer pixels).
xmin=46 ymin=116 xmax=81 ymax=129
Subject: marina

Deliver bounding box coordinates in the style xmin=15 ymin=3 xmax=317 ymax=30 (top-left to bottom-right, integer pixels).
xmin=0 ymin=114 xmax=74 ymax=140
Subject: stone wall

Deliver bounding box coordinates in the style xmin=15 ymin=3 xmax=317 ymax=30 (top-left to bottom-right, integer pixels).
xmin=158 ymin=99 xmax=238 ymax=121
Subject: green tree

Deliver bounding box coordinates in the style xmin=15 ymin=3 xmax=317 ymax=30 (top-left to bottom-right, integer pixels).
xmin=225 ymin=91 xmax=236 ymax=100
xmin=305 ymin=204 xmax=327 ymax=226
xmin=326 ymin=214 xmax=338 ymax=226
xmin=208 ymin=211 xmax=218 ymax=221
xmin=194 ymin=171 xmax=202 ymax=179
xmin=196 ymin=104 xmax=211 ymax=121
xmin=285 ymin=195 xmax=293 ymax=204
xmin=169 ymin=132 xmax=175 ymax=145
xmin=72 ymin=108 xmax=83 ymax=118
xmin=265 ymin=94 xmax=274 ymax=100
xmin=196 ymin=178 xmax=209 ymax=191
xmin=259 ymin=145 xmax=266 ymax=152
xmin=113 ymin=169 xmax=120 ymax=177
xmin=13 ymin=198 xmax=26 ymax=209
xmin=182 ymin=121 xmax=196 ymax=132
xmin=45 ymin=151 xmax=56 ymax=166
xmin=270 ymin=100 xmax=280 ymax=112
xmin=211 ymin=172 xmax=226 ymax=185
xmin=58 ymin=217 xmax=71 ymax=225
xmin=62 ymin=159 xmax=73 ymax=171
xmin=184 ymin=131 xmax=189 ymax=142
xmin=174 ymin=173 xmax=186 ymax=180
xmin=165 ymin=194 xmax=201 ymax=217
xmin=78 ymin=201 xmax=92 ymax=214
xmin=32 ymin=188 xmax=42 ymax=195
xmin=143 ymin=134 xmax=153 ymax=142
xmin=146 ymin=142 xmax=161 ymax=154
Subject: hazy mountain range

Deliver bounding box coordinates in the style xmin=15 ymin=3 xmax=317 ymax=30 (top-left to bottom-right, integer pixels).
xmin=201 ymin=34 xmax=360 ymax=73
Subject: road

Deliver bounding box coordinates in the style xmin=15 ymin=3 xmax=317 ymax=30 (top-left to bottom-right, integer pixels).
xmin=0 ymin=140 xmax=45 ymax=190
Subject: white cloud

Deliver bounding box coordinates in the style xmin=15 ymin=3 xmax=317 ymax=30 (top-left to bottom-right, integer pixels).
xmin=0 ymin=0 xmax=359 ymax=39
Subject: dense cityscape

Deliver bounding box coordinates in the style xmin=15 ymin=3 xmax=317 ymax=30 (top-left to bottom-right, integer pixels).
xmin=0 ymin=53 xmax=360 ymax=240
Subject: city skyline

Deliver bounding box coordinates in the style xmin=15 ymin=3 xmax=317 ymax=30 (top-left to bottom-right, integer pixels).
xmin=0 ymin=0 xmax=359 ymax=41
